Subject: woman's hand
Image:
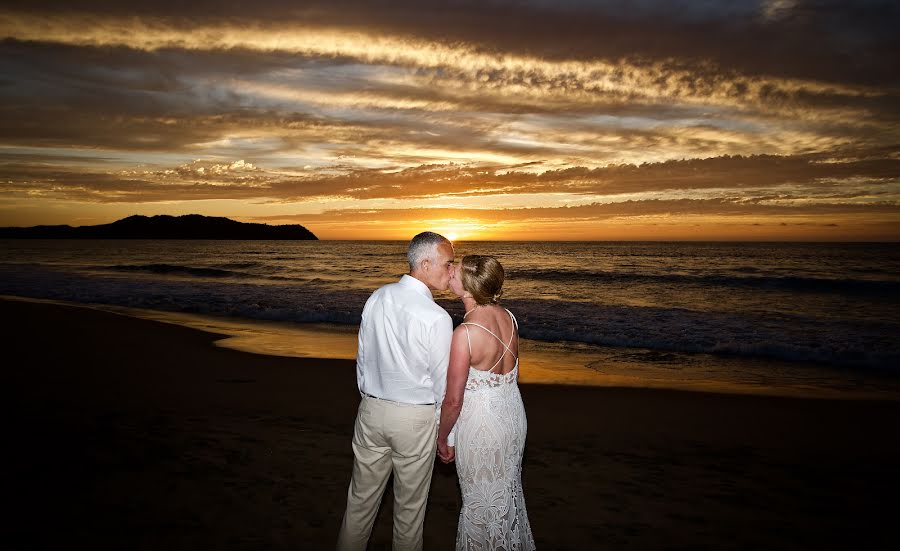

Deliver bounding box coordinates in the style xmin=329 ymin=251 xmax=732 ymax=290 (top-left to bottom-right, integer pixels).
xmin=437 ymin=439 xmax=456 ymax=464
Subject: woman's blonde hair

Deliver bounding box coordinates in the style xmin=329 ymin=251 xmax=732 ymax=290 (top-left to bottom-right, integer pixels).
xmin=460 ymin=255 xmax=505 ymax=305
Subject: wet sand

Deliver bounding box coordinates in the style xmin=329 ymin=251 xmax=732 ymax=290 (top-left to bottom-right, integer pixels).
xmin=5 ymin=296 xmax=899 ymax=550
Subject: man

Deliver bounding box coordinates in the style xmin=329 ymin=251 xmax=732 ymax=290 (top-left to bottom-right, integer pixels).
xmin=337 ymin=231 xmax=455 ymax=551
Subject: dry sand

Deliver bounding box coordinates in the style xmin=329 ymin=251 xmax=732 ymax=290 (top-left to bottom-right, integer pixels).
xmin=5 ymin=296 xmax=899 ymax=550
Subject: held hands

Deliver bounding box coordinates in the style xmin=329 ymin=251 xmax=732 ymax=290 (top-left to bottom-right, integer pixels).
xmin=437 ymin=438 xmax=456 ymax=464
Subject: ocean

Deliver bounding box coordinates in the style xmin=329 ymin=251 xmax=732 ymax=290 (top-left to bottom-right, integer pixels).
xmin=2 ymin=239 xmax=898 ymax=398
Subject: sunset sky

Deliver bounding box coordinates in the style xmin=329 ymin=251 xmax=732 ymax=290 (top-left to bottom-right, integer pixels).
xmin=1 ymin=1 xmax=898 ymax=240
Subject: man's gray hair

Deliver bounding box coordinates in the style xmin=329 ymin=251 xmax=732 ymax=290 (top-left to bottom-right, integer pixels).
xmin=407 ymin=231 xmax=451 ymax=271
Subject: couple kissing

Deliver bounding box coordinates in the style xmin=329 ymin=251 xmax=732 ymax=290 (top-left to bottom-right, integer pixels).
xmin=337 ymin=231 xmax=535 ymax=551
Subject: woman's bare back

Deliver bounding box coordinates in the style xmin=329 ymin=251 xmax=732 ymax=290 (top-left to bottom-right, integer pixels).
xmin=459 ymin=305 xmax=518 ymax=375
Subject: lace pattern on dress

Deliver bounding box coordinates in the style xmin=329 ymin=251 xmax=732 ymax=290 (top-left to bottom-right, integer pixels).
xmin=454 ymin=309 xmax=535 ymax=550
xmin=465 ymin=367 xmax=519 ymax=390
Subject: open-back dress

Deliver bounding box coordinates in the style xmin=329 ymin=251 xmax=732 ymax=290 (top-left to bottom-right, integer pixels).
xmin=453 ymin=309 xmax=535 ymax=550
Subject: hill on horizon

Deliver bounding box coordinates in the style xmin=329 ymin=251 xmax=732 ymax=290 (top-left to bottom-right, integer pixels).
xmin=0 ymin=214 xmax=317 ymax=240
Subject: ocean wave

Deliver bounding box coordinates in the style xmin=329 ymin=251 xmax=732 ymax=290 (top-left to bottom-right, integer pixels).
xmin=0 ymin=265 xmax=367 ymax=324
xmin=215 ymin=261 xmax=262 ymax=269
xmin=509 ymin=268 xmax=899 ymax=296
xmin=492 ymin=299 xmax=899 ymax=371
xmin=2 ymin=264 xmax=897 ymax=372
xmin=97 ymin=263 xmax=340 ymax=285
xmin=101 ymin=263 xmax=257 ymax=279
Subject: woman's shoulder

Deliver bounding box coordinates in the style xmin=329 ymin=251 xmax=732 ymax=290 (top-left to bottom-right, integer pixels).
xmin=488 ymin=304 xmax=516 ymax=322
xmin=462 ymin=306 xmax=512 ymax=331
xmin=453 ymin=322 xmax=470 ymax=334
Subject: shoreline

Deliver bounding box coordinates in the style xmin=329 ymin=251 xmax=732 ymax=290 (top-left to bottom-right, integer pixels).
xmin=4 ymin=294 xmax=897 ymax=401
xmin=6 ymin=295 xmax=900 ymax=549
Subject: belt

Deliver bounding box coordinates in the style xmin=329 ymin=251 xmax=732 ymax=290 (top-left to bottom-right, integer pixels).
xmin=360 ymin=391 xmax=435 ymax=406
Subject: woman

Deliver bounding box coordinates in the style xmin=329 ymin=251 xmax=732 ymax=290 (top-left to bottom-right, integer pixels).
xmin=437 ymin=255 xmax=536 ymax=550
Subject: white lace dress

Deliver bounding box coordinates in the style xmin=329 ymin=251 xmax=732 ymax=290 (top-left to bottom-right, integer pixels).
xmin=452 ymin=310 xmax=536 ymax=551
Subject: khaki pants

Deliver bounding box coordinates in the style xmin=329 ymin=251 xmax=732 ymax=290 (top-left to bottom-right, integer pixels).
xmin=336 ymin=395 xmax=438 ymax=551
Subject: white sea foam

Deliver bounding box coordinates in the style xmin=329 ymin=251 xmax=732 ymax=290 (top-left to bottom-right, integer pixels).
xmin=1 ymin=254 xmax=897 ymax=372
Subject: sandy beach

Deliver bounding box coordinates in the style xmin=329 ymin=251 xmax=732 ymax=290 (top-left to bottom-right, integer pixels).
xmin=6 ymin=296 xmax=899 ymax=550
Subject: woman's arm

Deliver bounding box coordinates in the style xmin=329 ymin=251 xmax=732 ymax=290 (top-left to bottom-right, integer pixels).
xmin=437 ymin=326 xmax=470 ymax=462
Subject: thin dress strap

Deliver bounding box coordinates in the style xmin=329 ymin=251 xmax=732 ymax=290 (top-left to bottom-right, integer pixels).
xmin=506 ymin=308 xmax=519 ymax=332
xmin=460 ymin=320 xmax=517 ymax=373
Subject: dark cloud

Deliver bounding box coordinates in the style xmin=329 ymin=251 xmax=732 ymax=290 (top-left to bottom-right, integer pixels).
xmin=4 ymin=1 xmax=896 ymax=86
xmin=4 ymin=151 xmax=897 ymax=204
xmin=1 ymin=13 xmax=897 ymax=160
xmin=261 ymin=151 xmax=900 ymax=202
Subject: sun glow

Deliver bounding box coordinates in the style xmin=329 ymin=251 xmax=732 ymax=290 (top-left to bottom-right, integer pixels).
xmin=432 ymin=219 xmax=490 ymax=242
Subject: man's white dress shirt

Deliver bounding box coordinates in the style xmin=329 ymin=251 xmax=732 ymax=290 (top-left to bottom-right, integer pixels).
xmin=356 ymin=274 xmax=454 ymax=406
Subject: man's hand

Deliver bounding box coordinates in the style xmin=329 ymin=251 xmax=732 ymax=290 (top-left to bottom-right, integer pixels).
xmin=437 ymin=439 xmax=455 ymax=464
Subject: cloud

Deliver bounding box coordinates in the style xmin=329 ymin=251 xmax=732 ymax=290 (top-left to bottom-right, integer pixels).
xmin=1 ymin=35 xmax=894 ymax=173
xmin=2 ymin=9 xmax=893 ymax=110
xmin=2 ymin=9 xmax=897 ymax=167
xmin=3 ymin=150 xmax=897 ymax=206
xmin=247 ymin=198 xmax=900 ymax=240
xmin=0 ymin=2 xmax=897 ymax=237
xmin=4 ymin=1 xmax=896 ymax=87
